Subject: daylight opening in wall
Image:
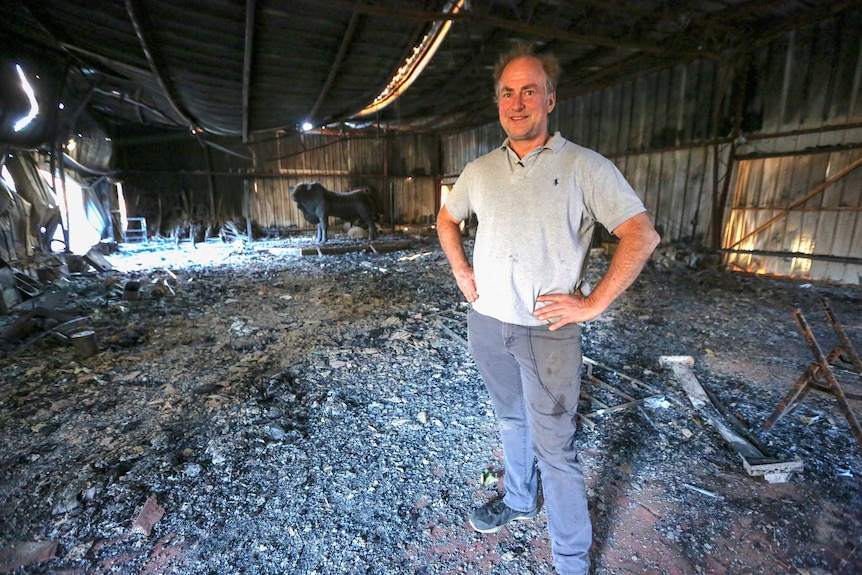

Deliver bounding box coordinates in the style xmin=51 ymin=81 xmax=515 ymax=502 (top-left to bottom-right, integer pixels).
xmin=117 ymin=181 xmax=128 ymax=234
xmin=39 ymin=169 xmax=101 ymax=254
xmin=13 ymin=64 xmax=39 ymax=132
xmin=439 ymin=184 xmax=451 ymax=213
xmin=1 ymin=165 xmax=17 ymax=192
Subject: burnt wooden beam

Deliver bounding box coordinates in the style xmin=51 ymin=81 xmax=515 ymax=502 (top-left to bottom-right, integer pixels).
xmin=301 ymin=0 xmax=701 ymax=58
xmin=370 ymin=35 xmax=500 ymax=126
xmin=718 ymin=249 xmax=862 ymax=266
xmin=242 ymin=0 xmax=257 ymax=142
xmin=272 ymin=239 xmax=414 ymax=257
xmin=125 ymin=0 xmax=199 ymax=133
xmin=662 ymin=355 xmax=804 ymax=483
xmin=309 ymin=8 xmax=361 ymax=124
xmin=700 ymin=0 xmax=859 ymax=54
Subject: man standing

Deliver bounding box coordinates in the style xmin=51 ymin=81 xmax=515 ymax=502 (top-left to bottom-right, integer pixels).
xmin=436 ymin=42 xmax=660 ymax=575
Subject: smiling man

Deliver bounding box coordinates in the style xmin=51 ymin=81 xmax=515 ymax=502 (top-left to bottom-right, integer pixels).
xmin=437 ymin=42 xmax=660 ymax=575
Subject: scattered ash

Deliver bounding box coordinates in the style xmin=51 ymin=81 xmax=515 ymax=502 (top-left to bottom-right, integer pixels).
xmin=1 ymin=233 xmax=860 ymax=575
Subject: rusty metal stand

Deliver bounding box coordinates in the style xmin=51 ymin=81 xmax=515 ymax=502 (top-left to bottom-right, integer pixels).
xmin=761 ymin=299 xmax=862 ymax=453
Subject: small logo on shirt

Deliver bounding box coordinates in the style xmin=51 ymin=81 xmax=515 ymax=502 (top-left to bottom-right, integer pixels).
xmin=554 ymin=178 xmax=559 ymax=186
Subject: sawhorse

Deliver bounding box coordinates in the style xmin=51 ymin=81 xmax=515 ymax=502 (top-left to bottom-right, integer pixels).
xmin=761 ymin=299 xmax=862 ymax=453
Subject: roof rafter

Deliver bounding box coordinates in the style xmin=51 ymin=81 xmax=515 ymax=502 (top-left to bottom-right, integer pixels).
xmin=706 ymin=0 xmax=860 ymax=49
xmin=302 ymin=0 xmax=710 ymax=58
xmin=242 ymin=0 xmax=256 ymax=142
xmin=375 ymin=32 xmax=500 ymax=126
xmin=124 ymin=0 xmax=199 ymax=132
xmin=309 ymin=7 xmax=361 ymax=125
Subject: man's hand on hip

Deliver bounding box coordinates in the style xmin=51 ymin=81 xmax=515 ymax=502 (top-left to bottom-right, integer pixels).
xmin=533 ymin=293 xmax=602 ymax=329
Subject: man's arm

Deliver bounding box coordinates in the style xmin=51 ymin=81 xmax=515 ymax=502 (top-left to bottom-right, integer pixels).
xmin=533 ymin=211 xmax=660 ymax=329
xmin=437 ymin=204 xmax=479 ymax=303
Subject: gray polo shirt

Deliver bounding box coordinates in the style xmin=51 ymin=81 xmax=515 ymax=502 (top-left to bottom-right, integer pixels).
xmin=444 ymin=132 xmax=647 ymax=326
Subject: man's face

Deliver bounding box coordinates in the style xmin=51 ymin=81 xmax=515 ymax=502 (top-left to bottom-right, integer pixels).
xmin=497 ymin=56 xmax=556 ymax=149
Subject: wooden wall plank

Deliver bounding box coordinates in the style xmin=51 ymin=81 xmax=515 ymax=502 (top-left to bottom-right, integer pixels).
xmin=692 ymin=59 xmax=716 ymax=141
xmin=783 ymin=30 xmax=809 ymax=129
xmin=587 ymin=91 xmax=602 ymax=151
xmin=632 ymin=154 xmax=652 ymax=214
xmin=802 ymin=26 xmax=832 ymax=127
xmin=653 ymin=68 xmax=672 ymax=148
xmin=618 ymin=80 xmax=633 ymax=153
xmin=644 ymin=153 xmax=662 ymax=226
xmin=670 ymin=149 xmax=692 ymax=242
xmin=838 ymin=17 xmax=862 ymax=122
xmin=628 ymin=77 xmax=647 ymax=152
xmin=653 ymin=151 xmax=673 ymax=239
xmin=638 ymin=75 xmax=655 ymax=152
xmin=683 ymin=147 xmax=710 ymax=246
xmin=599 ymin=86 xmax=615 ymax=154
xmin=760 ymin=39 xmax=790 ymax=134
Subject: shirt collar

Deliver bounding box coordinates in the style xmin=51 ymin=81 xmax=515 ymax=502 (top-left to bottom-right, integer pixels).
xmin=500 ymin=131 xmax=565 ymax=156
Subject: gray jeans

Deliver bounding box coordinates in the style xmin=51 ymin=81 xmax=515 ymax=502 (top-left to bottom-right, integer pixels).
xmin=467 ymin=310 xmax=591 ymax=575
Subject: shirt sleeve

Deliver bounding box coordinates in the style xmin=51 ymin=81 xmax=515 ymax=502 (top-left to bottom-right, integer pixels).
xmin=443 ymin=162 xmax=474 ymax=222
xmin=582 ymin=156 xmax=647 ymax=234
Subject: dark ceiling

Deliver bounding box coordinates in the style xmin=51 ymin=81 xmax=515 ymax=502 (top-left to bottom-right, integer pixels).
xmin=0 ymin=0 xmax=856 ymax=148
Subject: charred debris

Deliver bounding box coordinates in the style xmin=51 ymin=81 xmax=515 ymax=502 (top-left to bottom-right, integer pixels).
xmin=0 ymin=234 xmax=860 ymax=574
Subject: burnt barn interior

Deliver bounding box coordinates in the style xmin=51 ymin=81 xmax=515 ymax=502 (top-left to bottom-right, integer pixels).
xmin=1 ymin=1 xmax=862 ymax=574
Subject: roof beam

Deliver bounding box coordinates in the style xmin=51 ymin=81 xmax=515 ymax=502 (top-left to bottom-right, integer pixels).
xmin=125 ymin=0 xmax=199 ymax=132
xmin=300 ymin=0 xmax=710 ymax=58
xmin=368 ymin=32 xmax=499 ymax=126
xmin=92 ymin=86 xmax=170 ymax=121
xmin=705 ymin=0 xmax=859 ymax=49
xmin=242 ymin=0 xmax=256 ymax=142
xmin=309 ymin=7 xmax=361 ymax=125
xmin=574 ymin=0 xmax=861 ymax=91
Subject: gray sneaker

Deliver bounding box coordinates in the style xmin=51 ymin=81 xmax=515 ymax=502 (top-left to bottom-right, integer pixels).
xmin=469 ymin=499 xmax=538 ymax=533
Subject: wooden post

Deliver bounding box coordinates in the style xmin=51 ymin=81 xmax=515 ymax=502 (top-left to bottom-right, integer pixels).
xmin=245 ymin=177 xmax=253 ymax=241
xmin=71 ymin=330 xmax=99 ymax=358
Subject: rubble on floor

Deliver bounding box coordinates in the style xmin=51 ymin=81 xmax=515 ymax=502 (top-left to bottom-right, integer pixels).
xmin=1 ymin=234 xmax=860 ymax=574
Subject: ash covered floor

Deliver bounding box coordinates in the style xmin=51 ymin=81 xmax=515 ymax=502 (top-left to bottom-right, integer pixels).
xmin=1 ymin=233 xmax=860 ymax=575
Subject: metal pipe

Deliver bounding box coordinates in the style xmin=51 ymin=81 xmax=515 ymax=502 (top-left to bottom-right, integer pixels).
xmin=717 ymin=249 xmax=862 ymax=266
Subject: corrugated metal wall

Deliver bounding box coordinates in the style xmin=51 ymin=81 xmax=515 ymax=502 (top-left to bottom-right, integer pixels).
xmin=441 ymin=14 xmax=862 ymax=285
xmin=117 ymin=134 xmax=251 ymax=234
xmin=248 ymin=131 xmax=439 ymax=231
xmin=722 ymin=15 xmax=862 ymax=285
xmin=117 ymin=129 xmax=440 ymax=236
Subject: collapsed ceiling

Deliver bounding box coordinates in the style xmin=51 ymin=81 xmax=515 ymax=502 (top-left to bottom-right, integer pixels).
xmin=0 ymin=0 xmax=853 ymax=148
